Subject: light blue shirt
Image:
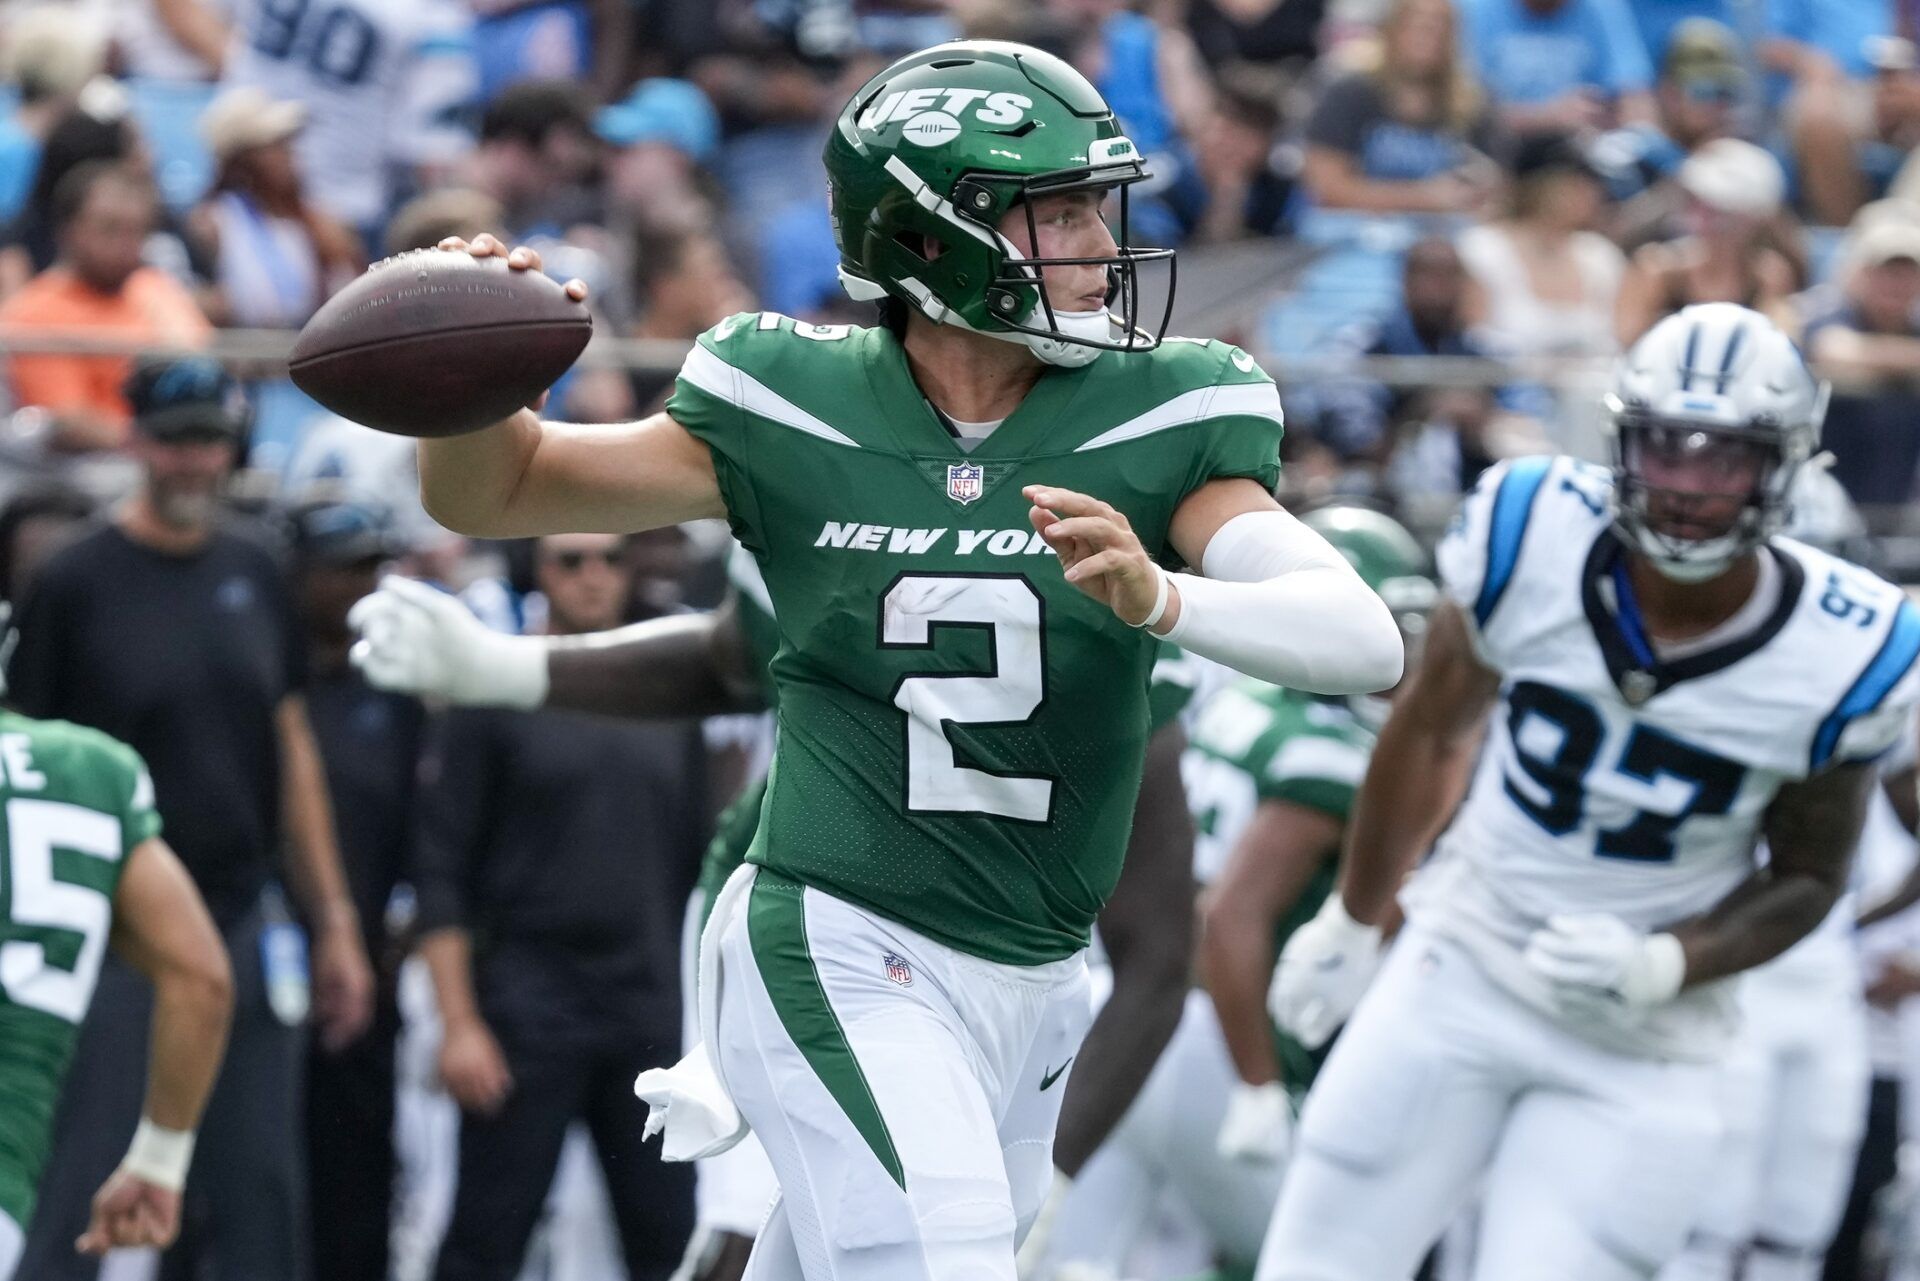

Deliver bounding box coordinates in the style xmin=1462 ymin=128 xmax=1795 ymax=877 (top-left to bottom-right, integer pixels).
xmin=1766 ymin=0 xmax=1889 ymax=78
xmin=1459 ymin=0 xmax=1656 ymax=105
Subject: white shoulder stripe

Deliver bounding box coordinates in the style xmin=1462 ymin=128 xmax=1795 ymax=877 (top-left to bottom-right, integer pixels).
xmin=1074 ymin=381 xmax=1283 ymax=453
xmin=679 ymin=343 xmax=860 ymax=448
xmin=1268 ymin=735 xmax=1367 ymax=787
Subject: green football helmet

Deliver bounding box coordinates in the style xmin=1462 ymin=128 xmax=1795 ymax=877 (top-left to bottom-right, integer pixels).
xmin=824 ymin=40 xmax=1175 ymax=368
xmin=1302 ymin=504 xmax=1437 ymax=716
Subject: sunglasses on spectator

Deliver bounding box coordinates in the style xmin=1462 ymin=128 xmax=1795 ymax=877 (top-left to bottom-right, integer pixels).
xmin=547 ymin=548 xmax=626 ymax=571
xmin=1679 ymin=82 xmax=1739 ymax=104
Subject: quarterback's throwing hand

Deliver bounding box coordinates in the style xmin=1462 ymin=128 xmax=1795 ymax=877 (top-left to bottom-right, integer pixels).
xmin=1024 ymin=486 xmax=1163 ymax=627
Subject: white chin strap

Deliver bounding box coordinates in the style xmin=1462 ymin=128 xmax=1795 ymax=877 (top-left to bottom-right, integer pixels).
xmin=985 ymin=308 xmax=1119 ymax=369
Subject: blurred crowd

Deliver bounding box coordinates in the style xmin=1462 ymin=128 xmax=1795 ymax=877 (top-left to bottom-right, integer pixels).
xmin=0 ymin=0 xmax=1916 ymax=540
xmin=5 ymin=0 xmax=1920 ymax=1278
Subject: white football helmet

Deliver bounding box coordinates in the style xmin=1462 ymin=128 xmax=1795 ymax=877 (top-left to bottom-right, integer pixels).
xmin=1604 ymin=303 xmax=1828 ymax=581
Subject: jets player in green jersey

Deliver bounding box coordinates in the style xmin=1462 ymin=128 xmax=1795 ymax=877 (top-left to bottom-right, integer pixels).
xmin=1036 ymin=506 xmax=1436 ymax=1281
xmin=348 ymin=547 xmax=1201 ymax=1281
xmin=399 ymin=39 xmax=1400 ymax=1279
xmin=0 ymin=708 xmax=232 ymax=1277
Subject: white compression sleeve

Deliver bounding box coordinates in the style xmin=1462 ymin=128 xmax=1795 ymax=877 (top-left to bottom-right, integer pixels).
xmin=1160 ymin=509 xmax=1403 ymax=694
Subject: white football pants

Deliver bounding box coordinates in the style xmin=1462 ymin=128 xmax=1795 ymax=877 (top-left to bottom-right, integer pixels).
xmin=1257 ymin=925 xmax=1723 ymax=1281
xmin=713 ymin=869 xmax=1091 ymax=1281
xmin=1658 ymin=939 xmax=1870 ymax=1281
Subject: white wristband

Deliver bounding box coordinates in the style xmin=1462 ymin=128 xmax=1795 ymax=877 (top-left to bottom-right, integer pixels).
xmin=1130 ymin=564 xmax=1170 ymax=630
xmin=121 ymin=1118 xmax=195 ymax=1191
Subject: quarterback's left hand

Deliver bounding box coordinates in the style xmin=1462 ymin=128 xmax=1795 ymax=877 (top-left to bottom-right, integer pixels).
xmin=1025 ymin=486 xmax=1165 ymax=628
xmin=1524 ymin=913 xmax=1686 ymax=1013
xmin=1216 ymin=1080 xmax=1294 ymax=1164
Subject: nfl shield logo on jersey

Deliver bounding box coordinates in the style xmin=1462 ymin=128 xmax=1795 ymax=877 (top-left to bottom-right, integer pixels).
xmin=882 ymin=953 xmax=913 ymax=986
xmin=946 ymin=463 xmax=984 ymax=505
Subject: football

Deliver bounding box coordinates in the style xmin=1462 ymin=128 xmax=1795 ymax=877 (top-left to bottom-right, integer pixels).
xmin=289 ymin=249 xmax=592 ymax=438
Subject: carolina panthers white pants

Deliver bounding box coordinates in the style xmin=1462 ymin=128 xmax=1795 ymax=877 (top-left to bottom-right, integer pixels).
xmin=1045 ymin=989 xmax=1286 ymax=1275
xmin=1257 ymin=925 xmax=1723 ymax=1281
xmin=680 ymin=889 xmax=779 ymax=1249
xmin=713 ymin=868 xmax=1090 ymax=1281
xmin=1657 ymin=939 xmax=1870 ymax=1281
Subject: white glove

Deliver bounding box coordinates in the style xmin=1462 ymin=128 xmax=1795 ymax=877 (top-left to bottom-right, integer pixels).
xmin=1215 ymin=1080 xmax=1294 ymax=1164
xmin=348 ymin=576 xmax=549 ymax=709
xmin=1014 ymin=1167 xmax=1072 ymax=1279
xmin=1269 ymin=894 xmax=1382 ymax=1049
xmin=1523 ymin=913 xmax=1686 ymax=1016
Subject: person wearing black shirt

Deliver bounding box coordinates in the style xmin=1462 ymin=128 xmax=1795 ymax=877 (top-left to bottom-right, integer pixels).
xmin=8 ymin=357 xmax=373 ymax=1281
xmin=415 ymin=531 xmax=703 ymax=1281
xmin=287 ymin=494 xmax=424 ymax=1281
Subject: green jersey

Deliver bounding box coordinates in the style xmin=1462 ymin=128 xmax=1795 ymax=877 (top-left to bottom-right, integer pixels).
xmin=669 ymin=313 xmax=1280 ymax=964
xmin=1182 ymin=681 xmax=1374 ymax=1093
xmin=695 ymin=549 xmax=1202 ymax=921
xmin=0 ymin=712 xmax=161 ymax=1225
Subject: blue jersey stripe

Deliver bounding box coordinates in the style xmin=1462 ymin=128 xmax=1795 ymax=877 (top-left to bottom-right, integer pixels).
xmin=1812 ymin=599 xmax=1920 ymax=769
xmin=1474 ymin=456 xmax=1552 ymax=630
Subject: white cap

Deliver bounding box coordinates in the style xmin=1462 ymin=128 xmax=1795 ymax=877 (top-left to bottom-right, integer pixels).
xmin=1678 ymin=138 xmax=1786 ymax=219
xmin=199 ymin=87 xmax=307 ymax=165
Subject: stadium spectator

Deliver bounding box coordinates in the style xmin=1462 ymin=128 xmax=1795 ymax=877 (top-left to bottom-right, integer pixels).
xmin=597 ymin=78 xmax=722 ymax=238
xmin=223 ymin=0 xmax=478 ymax=241
xmin=1803 ymin=217 xmax=1920 ymax=507
xmin=465 ymin=79 xmax=604 ymax=241
xmin=1300 ymin=0 xmax=1506 ymax=215
xmin=1456 ymin=0 xmax=1657 ymax=135
xmin=1615 ymin=138 xmax=1800 ymax=345
xmin=0 ymin=84 xmax=208 ymax=296
xmin=0 ymin=481 xmax=94 ymax=601
xmin=1305 ymin=237 xmax=1505 ymax=476
xmin=1767 ymin=2 xmax=1902 ymax=225
xmin=412 ymin=531 xmax=703 ymax=1281
xmin=188 ymin=87 xmax=364 ymax=330
xmin=287 ymin=494 xmax=422 ymax=1281
xmin=1607 ymin=18 xmax=1745 ymax=233
xmin=1194 ymin=65 xmax=1292 ymax=240
xmin=7 ymin=355 xmax=373 ymax=1281
xmin=0 ymin=162 xmax=211 ymax=452
xmin=626 ymin=227 xmax=753 ymax=411
xmin=0 ymin=7 xmax=108 ymax=223
xmin=1458 ymin=132 xmax=1626 ymax=358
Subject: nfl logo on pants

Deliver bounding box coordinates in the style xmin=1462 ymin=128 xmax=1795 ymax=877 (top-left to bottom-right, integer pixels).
xmin=946 ymin=463 xmax=983 ymax=505
xmin=883 ymin=953 xmax=913 ymax=986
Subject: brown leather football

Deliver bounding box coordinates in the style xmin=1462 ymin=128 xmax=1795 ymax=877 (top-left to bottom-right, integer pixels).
xmin=289 ymin=250 xmax=592 ymax=438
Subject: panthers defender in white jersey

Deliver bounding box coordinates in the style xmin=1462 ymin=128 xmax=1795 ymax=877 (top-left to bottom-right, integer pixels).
xmin=1259 ymin=303 xmax=1920 ymax=1281
xmin=224 ymin=0 xmax=475 ymax=232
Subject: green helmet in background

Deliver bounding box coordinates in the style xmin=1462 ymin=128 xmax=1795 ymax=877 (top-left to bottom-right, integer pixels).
xmin=1302 ymin=505 xmax=1437 ymax=713
xmin=824 ymin=40 xmax=1175 ymax=368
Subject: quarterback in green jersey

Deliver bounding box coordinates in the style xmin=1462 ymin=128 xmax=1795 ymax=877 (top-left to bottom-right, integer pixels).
xmin=402 ymin=39 xmax=1400 ymax=1279
xmin=0 ymin=709 xmax=232 ymax=1277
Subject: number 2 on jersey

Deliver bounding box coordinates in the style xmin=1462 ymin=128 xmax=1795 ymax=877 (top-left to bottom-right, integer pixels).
xmin=881 ymin=574 xmax=1054 ymax=823
xmin=1504 ymin=681 xmax=1744 ymax=862
xmin=0 ymin=799 xmax=122 ymax=1022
